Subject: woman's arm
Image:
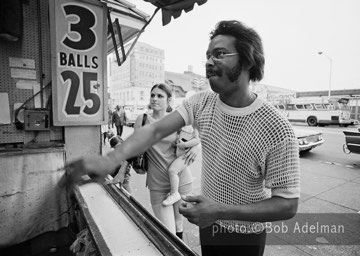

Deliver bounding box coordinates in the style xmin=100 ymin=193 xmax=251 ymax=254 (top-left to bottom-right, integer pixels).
xmin=133 ymin=114 xmax=143 ymax=130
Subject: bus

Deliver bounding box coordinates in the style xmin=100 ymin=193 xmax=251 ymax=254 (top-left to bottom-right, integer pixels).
xmin=274 ymin=98 xmax=353 ymax=127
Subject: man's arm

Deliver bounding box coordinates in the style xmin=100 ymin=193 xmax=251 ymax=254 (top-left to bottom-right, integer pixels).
xmin=110 ymin=111 xmax=185 ymax=163
xmin=217 ymin=196 xmax=298 ymax=221
xmin=179 ymin=195 xmax=298 ymax=228
xmin=61 ymin=111 xmax=185 ymax=187
xmin=105 ymin=161 xmax=129 ymax=185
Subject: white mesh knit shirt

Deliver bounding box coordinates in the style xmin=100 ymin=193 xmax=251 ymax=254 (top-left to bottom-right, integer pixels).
xmin=177 ymin=91 xmax=300 ymax=231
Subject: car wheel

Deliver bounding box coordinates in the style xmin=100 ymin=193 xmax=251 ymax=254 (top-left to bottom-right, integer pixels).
xmin=343 ymin=144 xmax=351 ymax=154
xmin=299 ymin=148 xmax=312 ymax=157
xmin=307 ymin=116 xmax=317 ymax=126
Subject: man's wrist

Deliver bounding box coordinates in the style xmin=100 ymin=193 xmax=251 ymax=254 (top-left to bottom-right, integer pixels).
xmin=106 ymin=151 xmax=124 ymax=170
xmin=214 ymin=202 xmax=226 ymax=221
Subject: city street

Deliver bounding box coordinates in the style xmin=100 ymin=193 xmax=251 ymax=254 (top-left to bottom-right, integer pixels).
xmin=3 ymin=1 xmax=360 ymax=254
xmin=109 ymin=124 xmax=360 ymax=256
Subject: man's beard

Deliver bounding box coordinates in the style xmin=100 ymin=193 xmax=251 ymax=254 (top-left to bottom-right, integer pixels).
xmin=227 ymin=63 xmax=242 ymax=82
xmin=208 ymin=63 xmax=242 ymax=92
xmin=212 ymin=63 xmax=242 ymax=82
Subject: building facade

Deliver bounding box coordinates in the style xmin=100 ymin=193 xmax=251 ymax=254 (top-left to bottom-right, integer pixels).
xmin=108 ymin=41 xmax=165 ymax=108
xmin=108 ymin=42 xmax=210 ymax=109
xmin=165 ymin=66 xmax=210 ymax=107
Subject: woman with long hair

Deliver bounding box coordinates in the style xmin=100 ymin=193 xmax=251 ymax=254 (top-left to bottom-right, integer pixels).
xmin=134 ymin=83 xmax=199 ymax=239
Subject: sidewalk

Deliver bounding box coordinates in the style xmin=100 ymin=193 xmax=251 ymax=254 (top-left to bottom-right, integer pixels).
xmin=110 ymin=126 xmax=360 ymax=256
xmin=264 ymin=156 xmax=360 ymax=255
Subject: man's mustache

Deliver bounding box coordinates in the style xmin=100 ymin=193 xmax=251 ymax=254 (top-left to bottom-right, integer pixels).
xmin=206 ymin=69 xmax=222 ymax=78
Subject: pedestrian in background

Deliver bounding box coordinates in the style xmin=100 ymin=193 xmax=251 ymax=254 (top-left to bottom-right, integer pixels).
xmin=107 ymin=135 xmax=132 ymax=194
xmin=62 ymin=20 xmax=300 ymax=256
xmin=107 ymin=106 xmax=112 ymax=129
xmin=112 ymin=105 xmax=126 ymax=138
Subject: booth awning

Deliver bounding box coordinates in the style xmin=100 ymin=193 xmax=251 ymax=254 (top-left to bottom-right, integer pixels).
xmin=104 ymin=0 xmax=207 ymax=65
xmin=105 ymin=0 xmax=150 ymax=54
xmin=144 ymin=0 xmax=207 ymax=26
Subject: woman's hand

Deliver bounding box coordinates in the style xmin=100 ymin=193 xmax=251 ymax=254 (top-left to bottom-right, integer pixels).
xmin=183 ymin=143 xmax=201 ymax=165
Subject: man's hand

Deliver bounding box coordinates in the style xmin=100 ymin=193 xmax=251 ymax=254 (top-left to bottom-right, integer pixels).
xmin=179 ymin=195 xmax=221 ymax=228
xmin=105 ymin=161 xmax=128 ymax=185
xmin=59 ymin=155 xmax=118 ymax=188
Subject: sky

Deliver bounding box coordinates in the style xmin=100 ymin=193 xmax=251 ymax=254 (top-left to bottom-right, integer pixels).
xmin=130 ymin=0 xmax=360 ymax=93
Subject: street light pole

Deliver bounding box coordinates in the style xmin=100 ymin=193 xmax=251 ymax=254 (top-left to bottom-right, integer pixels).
xmin=318 ymin=51 xmax=332 ymax=99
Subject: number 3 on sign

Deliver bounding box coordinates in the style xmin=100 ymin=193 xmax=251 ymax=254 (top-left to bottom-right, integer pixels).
xmin=50 ymin=0 xmax=107 ymax=125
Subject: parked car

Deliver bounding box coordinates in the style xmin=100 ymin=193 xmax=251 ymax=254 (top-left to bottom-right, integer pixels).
xmin=124 ymin=105 xmax=147 ymax=127
xmin=293 ymin=127 xmax=324 ymax=152
xmin=343 ymin=127 xmax=360 ymax=154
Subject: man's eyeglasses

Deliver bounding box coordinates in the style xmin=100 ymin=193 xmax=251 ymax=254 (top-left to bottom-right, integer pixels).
xmin=206 ymin=51 xmax=239 ymax=62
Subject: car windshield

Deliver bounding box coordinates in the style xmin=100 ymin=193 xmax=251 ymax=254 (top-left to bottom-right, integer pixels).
xmin=338 ymin=103 xmax=350 ymax=110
